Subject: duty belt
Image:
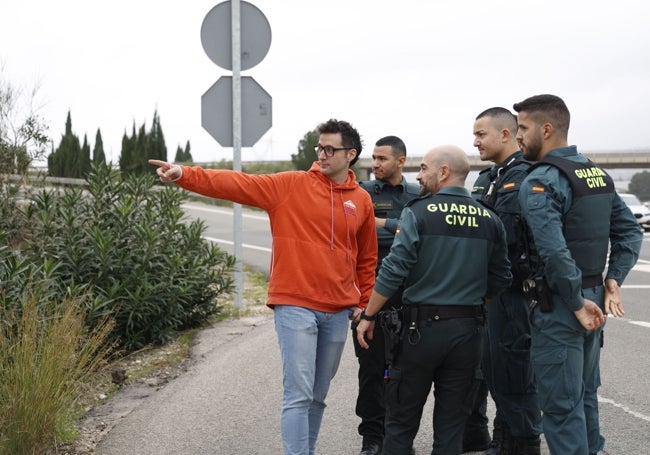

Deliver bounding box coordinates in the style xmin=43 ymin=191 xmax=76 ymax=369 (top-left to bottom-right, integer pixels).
xmin=581 ymin=274 xmax=603 ymax=289
xmin=405 ymin=304 xmax=484 ymax=323
xmin=403 ymin=304 xmax=485 ymax=345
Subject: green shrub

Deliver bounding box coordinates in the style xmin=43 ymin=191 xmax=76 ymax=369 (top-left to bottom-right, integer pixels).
xmin=0 ymin=291 xmax=114 ymax=454
xmin=1 ymin=163 xmax=235 ymax=351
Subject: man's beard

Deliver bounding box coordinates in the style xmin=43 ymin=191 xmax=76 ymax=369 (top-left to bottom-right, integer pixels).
xmin=521 ymin=134 xmax=543 ymax=161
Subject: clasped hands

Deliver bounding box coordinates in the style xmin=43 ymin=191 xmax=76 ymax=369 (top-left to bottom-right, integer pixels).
xmin=575 ymin=279 xmax=624 ymax=331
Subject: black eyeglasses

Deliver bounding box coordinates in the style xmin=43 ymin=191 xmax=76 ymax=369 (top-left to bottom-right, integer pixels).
xmin=314 ymin=144 xmax=353 ymax=157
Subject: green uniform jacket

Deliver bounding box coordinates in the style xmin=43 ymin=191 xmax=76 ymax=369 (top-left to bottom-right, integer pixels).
xmin=375 ymin=186 xmax=512 ymax=306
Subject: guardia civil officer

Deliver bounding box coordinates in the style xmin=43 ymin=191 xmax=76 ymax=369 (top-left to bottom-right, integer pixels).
xmin=352 ymin=135 xmax=419 ymax=455
xmin=513 ymin=94 xmax=643 ymax=455
xmin=356 ymin=145 xmax=512 ymax=455
xmin=464 ymin=107 xmax=542 ymax=454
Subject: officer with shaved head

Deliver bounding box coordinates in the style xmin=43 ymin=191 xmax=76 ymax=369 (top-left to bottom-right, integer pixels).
xmin=357 ymin=145 xmax=512 ymax=454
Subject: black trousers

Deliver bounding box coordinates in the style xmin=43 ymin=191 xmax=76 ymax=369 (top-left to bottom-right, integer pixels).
xmin=351 ymin=289 xmax=404 ymax=444
xmin=382 ymin=317 xmax=484 ymax=455
xmin=466 ymin=291 xmax=542 ymax=441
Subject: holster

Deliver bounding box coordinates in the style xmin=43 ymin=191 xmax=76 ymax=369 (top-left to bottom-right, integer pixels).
xmin=378 ymin=307 xmax=404 ymax=372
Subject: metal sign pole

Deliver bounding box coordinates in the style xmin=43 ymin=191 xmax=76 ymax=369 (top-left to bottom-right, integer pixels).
xmin=200 ymin=0 xmax=272 ymax=310
xmin=231 ymin=0 xmax=243 ymax=309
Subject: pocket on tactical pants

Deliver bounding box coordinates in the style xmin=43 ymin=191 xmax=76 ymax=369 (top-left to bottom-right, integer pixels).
xmin=531 ymin=345 xmax=581 ymax=413
xmin=461 ymin=368 xmax=482 ymax=414
xmin=501 ymin=333 xmax=536 ymax=394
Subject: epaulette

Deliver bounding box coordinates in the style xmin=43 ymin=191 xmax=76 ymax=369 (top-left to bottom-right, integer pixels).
xmin=405 ymin=182 xmax=420 ymax=195
xmin=404 ymin=192 xmax=431 ymax=207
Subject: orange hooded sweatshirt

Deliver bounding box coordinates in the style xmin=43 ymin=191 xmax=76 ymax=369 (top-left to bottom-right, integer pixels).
xmin=176 ymin=162 xmax=378 ymax=313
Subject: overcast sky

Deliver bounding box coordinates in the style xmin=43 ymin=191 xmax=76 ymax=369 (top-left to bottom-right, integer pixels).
xmin=2 ymin=0 xmax=650 ymax=165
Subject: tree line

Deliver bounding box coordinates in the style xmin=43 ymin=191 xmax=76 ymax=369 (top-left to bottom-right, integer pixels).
xmin=1 ymin=73 xmax=647 ymax=199
xmin=47 ymin=109 xmax=195 ymax=178
xmin=0 ymin=73 xmax=195 ymax=177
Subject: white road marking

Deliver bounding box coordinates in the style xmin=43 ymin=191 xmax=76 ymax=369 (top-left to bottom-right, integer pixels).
xmin=203 ymin=236 xmax=272 ymax=253
xmin=631 ymin=262 xmax=650 ymax=273
xmin=629 ymin=321 xmax=650 ymax=328
xmin=606 ymin=317 xmax=650 ymax=330
xmin=182 ymin=204 xmax=269 ymax=222
xmin=598 ymin=396 xmax=650 ymax=423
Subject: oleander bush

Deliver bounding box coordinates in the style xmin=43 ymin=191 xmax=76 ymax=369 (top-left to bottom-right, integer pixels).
xmin=0 ymin=163 xmax=235 ymax=350
xmin=0 ymin=162 xmax=235 ymax=452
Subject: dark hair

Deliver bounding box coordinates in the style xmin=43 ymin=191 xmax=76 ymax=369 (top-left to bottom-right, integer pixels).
xmin=513 ymin=94 xmax=570 ymax=137
xmin=375 ymin=135 xmax=407 ymax=158
xmin=317 ymin=118 xmax=363 ymax=166
xmin=476 ymin=107 xmax=518 ymax=135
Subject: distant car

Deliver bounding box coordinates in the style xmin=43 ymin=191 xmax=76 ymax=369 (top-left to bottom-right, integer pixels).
xmin=619 ymin=193 xmax=650 ymax=231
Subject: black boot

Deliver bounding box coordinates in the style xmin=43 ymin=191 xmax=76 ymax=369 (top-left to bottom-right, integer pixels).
xmin=484 ymin=423 xmax=511 ymax=455
xmin=359 ymin=440 xmax=382 ymax=455
xmin=511 ymin=436 xmax=541 ymax=455
xmin=462 ymin=426 xmax=491 ymax=453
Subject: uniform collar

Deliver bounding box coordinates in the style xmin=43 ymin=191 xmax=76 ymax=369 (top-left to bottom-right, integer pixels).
xmin=547 ymin=145 xmax=578 ymax=158
xmin=374 ymin=176 xmax=407 ymax=191
xmin=490 ymin=151 xmax=523 ymax=179
xmin=437 ymin=186 xmax=471 ymax=198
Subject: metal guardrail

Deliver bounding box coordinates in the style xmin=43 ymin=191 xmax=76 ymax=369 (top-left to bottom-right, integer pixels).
xmin=5 ymin=173 xmax=88 ymax=187
xmin=357 ymin=150 xmax=650 ymax=175
xmin=8 ymin=149 xmax=650 ymax=186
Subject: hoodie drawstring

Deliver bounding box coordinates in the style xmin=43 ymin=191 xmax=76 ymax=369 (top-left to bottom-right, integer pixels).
xmin=338 ymin=190 xmax=351 ymax=262
xmin=327 ymin=182 xmax=352 ymax=261
xmin=329 ymin=182 xmax=335 ymax=250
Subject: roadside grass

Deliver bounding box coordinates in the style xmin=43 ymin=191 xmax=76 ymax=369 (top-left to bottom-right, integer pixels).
xmin=217 ymin=266 xmax=271 ymax=319
xmin=0 ymin=294 xmax=114 ymax=455
xmin=45 ymin=266 xmax=270 ymax=454
xmin=83 ymin=265 xmax=269 ymax=396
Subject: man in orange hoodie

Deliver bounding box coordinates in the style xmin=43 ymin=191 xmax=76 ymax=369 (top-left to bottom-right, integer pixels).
xmin=149 ymin=118 xmax=377 ymax=455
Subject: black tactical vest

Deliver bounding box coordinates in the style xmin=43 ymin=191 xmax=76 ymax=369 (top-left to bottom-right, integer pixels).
xmin=529 ymin=155 xmax=615 ymax=277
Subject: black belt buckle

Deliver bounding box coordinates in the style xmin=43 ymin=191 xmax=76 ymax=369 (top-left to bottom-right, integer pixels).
xmin=417 ymin=305 xmax=480 ymax=321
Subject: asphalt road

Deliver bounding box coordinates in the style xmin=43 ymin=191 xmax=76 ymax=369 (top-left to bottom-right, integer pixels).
xmin=96 ymin=202 xmax=650 ymax=454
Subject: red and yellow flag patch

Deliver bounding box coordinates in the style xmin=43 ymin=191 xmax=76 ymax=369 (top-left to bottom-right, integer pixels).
xmin=503 ymin=182 xmax=515 ymax=190
xmin=532 ymin=186 xmax=545 ymax=193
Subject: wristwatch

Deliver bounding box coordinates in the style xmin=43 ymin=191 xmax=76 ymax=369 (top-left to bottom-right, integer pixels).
xmin=360 ymin=309 xmax=377 ymax=321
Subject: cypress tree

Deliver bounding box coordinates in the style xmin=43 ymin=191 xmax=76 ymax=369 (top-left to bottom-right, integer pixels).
xmin=119 ymin=123 xmax=136 ymax=175
xmin=118 ymin=111 xmax=171 ymax=175
xmin=49 ymin=111 xmax=81 ymax=177
xmin=135 ymin=123 xmax=148 ymax=174
xmin=79 ymin=134 xmax=91 ymax=178
xmin=173 ymin=141 xmax=193 ymax=163
xmin=174 ymin=145 xmax=184 ymax=163
xmin=149 ymin=110 xmax=167 ymax=162
xmin=183 ymin=140 xmax=193 ymax=163
xmin=93 ymin=129 xmax=106 ymax=164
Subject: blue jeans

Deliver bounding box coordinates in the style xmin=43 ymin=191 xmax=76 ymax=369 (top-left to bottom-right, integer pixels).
xmin=274 ymin=304 xmax=350 ymax=455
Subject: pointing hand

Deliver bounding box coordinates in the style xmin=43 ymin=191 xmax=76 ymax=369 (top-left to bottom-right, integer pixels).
xmin=148 ymin=160 xmax=182 ymax=183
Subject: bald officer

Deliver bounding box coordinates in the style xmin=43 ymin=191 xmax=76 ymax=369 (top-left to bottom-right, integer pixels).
xmin=356 ymin=145 xmax=512 ymax=455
